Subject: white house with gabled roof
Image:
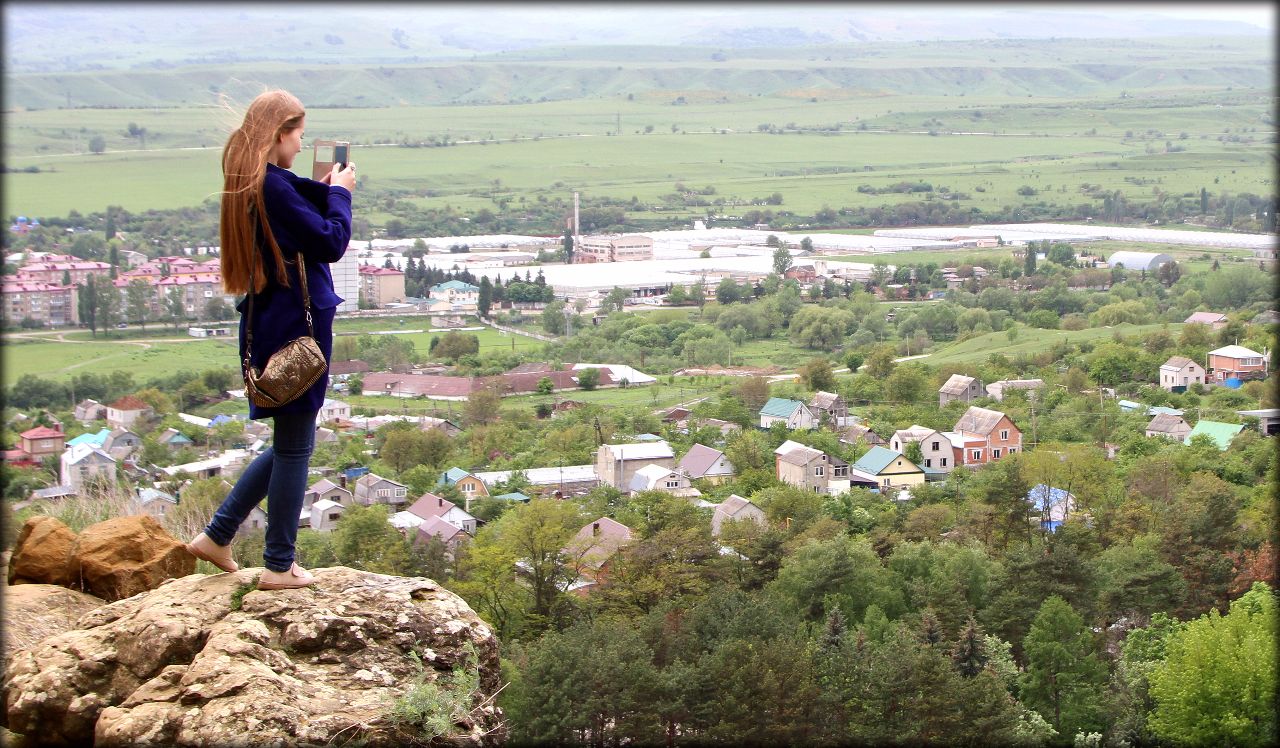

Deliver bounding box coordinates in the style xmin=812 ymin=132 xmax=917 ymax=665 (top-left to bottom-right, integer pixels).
xmin=596 ymin=441 xmax=675 ymax=490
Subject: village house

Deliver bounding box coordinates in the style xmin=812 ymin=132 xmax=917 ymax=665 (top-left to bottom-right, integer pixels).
xmin=596 ymin=441 xmax=675 ymax=490
xmin=774 ymin=440 xmax=846 ymax=493
xmin=889 ymin=425 xmax=957 ymax=474
xmin=1184 ymin=420 xmax=1244 ymax=450
xmin=985 ymin=379 xmax=1045 ymax=402
xmin=953 ymin=406 xmax=1022 ymax=465
xmin=439 ymin=467 xmax=492 ymax=508
xmin=1146 ymin=413 xmax=1193 ymax=441
xmin=628 ymin=464 xmax=700 ymax=498
xmin=60 ymin=443 xmax=117 ymax=493
xmin=405 ymin=492 xmax=478 ymax=536
xmin=710 ymin=495 xmax=767 ymax=537
xmin=808 ymin=391 xmax=849 ymax=425
xmin=74 ymin=399 xmax=107 ymax=423
xmin=849 ymin=446 xmax=925 ymax=492
xmin=156 ymin=428 xmax=194 ymax=451
xmin=304 ymin=478 xmax=353 ymax=513
xmin=840 ymin=422 xmax=887 ymax=448
xmin=1206 ymin=345 xmax=1268 ymax=383
xmin=19 ymin=425 xmax=65 ymax=462
xmin=105 ymin=395 xmax=154 ymax=429
xmin=938 ymin=374 xmax=984 ymax=407
xmin=1159 ymin=356 xmax=1206 ymax=393
xmin=1183 ymin=311 xmax=1229 ymax=330
xmin=132 ymin=487 xmax=177 ymax=521
xmin=563 ymin=517 xmax=634 ymax=592
xmin=309 ymin=500 xmax=346 ymax=532
xmin=159 ymin=449 xmax=253 ymax=480
xmin=677 ymin=443 xmax=735 ymax=484
xmin=102 ymin=428 xmax=142 ymax=461
xmin=353 ymin=473 xmax=409 ymax=509
xmin=319 ymin=398 xmax=352 ymax=423
xmin=428 ymin=279 xmax=480 ymax=307
xmin=413 ymin=514 xmax=466 ymax=549
xmin=759 ymin=397 xmax=816 ymax=430
xmin=1236 ymin=408 xmax=1280 ymax=436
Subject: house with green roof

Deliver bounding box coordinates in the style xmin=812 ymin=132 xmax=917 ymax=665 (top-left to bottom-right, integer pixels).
xmin=429 ymin=280 xmax=481 ymax=307
xmin=759 ymin=397 xmax=815 ymax=430
xmin=1183 ymin=420 xmax=1244 ymax=450
xmin=849 ymin=446 xmax=925 ymax=492
xmin=438 ymin=466 xmax=490 ymax=505
xmin=65 ymin=428 xmax=111 ymax=448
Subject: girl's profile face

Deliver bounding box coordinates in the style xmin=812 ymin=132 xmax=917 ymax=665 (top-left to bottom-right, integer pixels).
xmin=273 ymin=117 xmax=305 ymax=169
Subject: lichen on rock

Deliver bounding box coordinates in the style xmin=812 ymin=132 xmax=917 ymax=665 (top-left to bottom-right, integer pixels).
xmin=2 ymin=567 xmax=504 ymax=747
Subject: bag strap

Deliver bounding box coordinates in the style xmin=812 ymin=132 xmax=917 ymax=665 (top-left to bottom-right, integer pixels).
xmin=244 ymin=212 xmax=314 ymax=367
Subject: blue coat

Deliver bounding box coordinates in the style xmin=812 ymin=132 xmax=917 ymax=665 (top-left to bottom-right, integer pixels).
xmin=237 ymin=163 xmax=352 ymax=419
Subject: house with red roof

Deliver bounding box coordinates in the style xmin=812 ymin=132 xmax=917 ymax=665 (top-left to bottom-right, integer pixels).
xmin=2 ymin=279 xmax=79 ymax=327
xmin=106 ymin=396 xmax=155 ymax=429
xmin=20 ymin=425 xmax=65 ymax=460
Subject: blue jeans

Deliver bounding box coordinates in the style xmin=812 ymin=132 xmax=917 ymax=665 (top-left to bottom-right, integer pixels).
xmin=204 ymin=410 xmax=317 ymax=572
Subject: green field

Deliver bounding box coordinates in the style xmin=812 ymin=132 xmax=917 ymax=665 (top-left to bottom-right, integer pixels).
xmin=1 ymin=317 xmax=548 ymax=389
xmin=923 ymin=322 xmax=1182 ymax=366
xmin=4 ymin=35 xmax=1273 ymax=221
xmin=1 ymin=335 xmax=239 ymax=385
xmin=6 ymin=125 xmax=1271 ymax=220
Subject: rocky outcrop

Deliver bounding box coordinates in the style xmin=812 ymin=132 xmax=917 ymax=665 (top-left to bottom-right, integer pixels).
xmin=2 ymin=567 xmax=504 ymax=747
xmin=1 ymin=584 xmax=106 ymax=663
xmin=70 ymin=515 xmax=194 ymax=602
xmin=7 ymin=516 xmax=77 ymax=587
xmin=7 ymin=515 xmax=194 ymax=602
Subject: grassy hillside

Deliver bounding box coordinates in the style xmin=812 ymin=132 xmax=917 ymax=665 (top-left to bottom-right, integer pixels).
xmin=6 ymin=38 xmax=1272 ymax=111
xmin=923 ymin=322 xmax=1182 ymax=366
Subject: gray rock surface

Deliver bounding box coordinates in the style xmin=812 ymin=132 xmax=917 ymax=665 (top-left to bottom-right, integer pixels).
xmin=2 ymin=567 xmax=504 ymax=747
xmin=1 ymin=583 xmax=106 ymax=665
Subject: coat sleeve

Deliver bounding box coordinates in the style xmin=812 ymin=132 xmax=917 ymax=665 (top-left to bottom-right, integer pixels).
xmin=262 ymin=173 xmax=352 ymax=263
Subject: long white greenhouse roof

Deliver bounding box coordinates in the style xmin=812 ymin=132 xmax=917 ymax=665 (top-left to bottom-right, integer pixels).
xmin=971 ymin=223 xmax=1276 ymax=249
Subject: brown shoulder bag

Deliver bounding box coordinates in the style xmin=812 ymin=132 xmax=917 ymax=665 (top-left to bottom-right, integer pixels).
xmin=242 ymin=253 xmax=327 ymax=408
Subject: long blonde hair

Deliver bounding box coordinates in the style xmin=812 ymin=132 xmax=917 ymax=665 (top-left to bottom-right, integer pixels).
xmin=220 ymin=90 xmax=305 ymax=294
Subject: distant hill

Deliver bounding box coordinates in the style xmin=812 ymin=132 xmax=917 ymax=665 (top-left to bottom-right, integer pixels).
xmin=5 ymin=39 xmax=1272 ymax=111
xmin=4 ymin=5 xmax=1270 ymax=74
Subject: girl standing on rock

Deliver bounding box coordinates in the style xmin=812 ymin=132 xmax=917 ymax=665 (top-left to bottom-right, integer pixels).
xmin=186 ymin=89 xmax=356 ymax=590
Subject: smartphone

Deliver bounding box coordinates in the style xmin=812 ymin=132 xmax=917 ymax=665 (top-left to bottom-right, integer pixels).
xmin=312 ymin=140 xmax=351 ymax=180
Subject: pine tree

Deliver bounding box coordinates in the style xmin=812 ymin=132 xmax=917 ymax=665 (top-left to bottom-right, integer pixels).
xmin=821 ymin=605 xmax=847 ymax=651
xmin=79 ymin=275 xmax=98 ymax=335
xmin=951 ymin=616 xmax=989 ymax=678
xmin=918 ymin=607 xmax=944 ymax=646
xmin=1024 ymin=241 xmax=1037 ymax=277
xmin=1020 ymin=595 xmax=1107 ymax=737
xmin=477 ymin=276 xmax=493 ymax=318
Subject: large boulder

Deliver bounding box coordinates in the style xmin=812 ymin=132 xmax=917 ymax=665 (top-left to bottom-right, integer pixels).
xmin=7 ymin=516 xmax=77 ymax=587
xmin=3 ymin=567 xmax=504 ymax=747
xmin=70 ymin=515 xmax=195 ymax=602
xmin=1 ymin=584 xmax=106 ymax=664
